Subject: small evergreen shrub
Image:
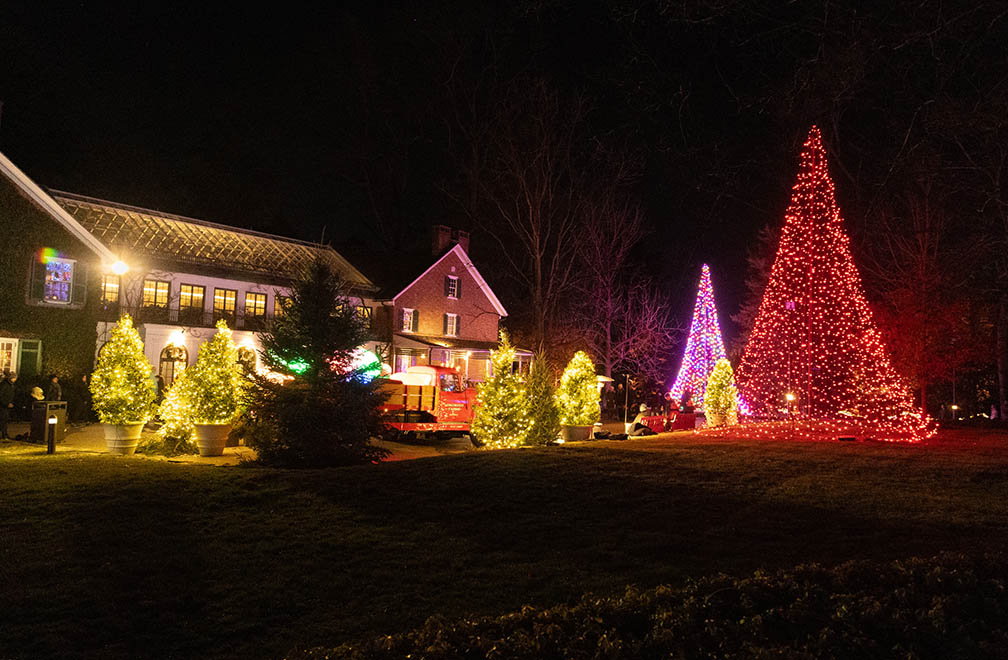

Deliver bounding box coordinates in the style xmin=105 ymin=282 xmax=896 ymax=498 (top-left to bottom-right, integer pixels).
xmin=89 ymin=315 xmax=156 ymax=425
xmin=523 ymin=357 xmax=560 ymax=445
xmin=149 ymin=366 xmax=198 ymax=455
xmin=556 ymin=351 xmax=600 ymax=427
xmin=705 ymin=357 xmax=739 ymax=426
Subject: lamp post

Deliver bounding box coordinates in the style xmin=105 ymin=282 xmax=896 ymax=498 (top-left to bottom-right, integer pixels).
xmin=47 ymin=414 xmax=57 ymax=454
xmin=785 ymin=392 xmax=796 ymax=439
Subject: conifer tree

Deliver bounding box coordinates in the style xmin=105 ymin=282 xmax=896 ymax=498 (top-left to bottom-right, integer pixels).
xmin=189 ymin=320 xmax=245 ymax=424
xmin=669 ymin=264 xmax=728 ymax=411
xmin=524 ymin=357 xmax=561 ymax=445
xmin=735 ymin=126 xmax=934 ymax=441
xmin=90 ymin=315 xmax=156 ymax=424
xmin=556 ymin=351 xmax=600 ymax=426
xmin=157 ymin=366 xmax=197 ymax=452
xmin=705 ymin=358 xmax=739 ymax=427
xmin=471 ymin=334 xmax=529 ymax=448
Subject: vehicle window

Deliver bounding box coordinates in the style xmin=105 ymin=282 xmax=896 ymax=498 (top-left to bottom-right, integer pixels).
xmin=439 ymin=373 xmax=462 ymax=392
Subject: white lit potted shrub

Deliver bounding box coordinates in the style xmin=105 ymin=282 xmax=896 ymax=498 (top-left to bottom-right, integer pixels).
xmin=556 ymin=351 xmax=600 ymax=443
xmin=90 ymin=315 xmax=157 ymax=455
xmin=189 ymin=320 xmax=245 ymax=456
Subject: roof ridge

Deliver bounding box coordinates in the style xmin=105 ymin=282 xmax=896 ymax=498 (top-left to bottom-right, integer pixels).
xmin=49 ymin=189 xmax=333 ymax=251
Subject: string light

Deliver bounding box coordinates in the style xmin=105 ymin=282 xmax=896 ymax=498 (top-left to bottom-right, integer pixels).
xmin=733 ymin=126 xmax=935 ymax=442
xmin=89 ymin=315 xmax=157 ymax=425
xmin=705 ymin=358 xmax=739 ymax=426
xmin=471 ymin=334 xmax=529 ymax=449
xmin=669 ymin=264 xmax=728 ymax=410
xmin=187 ymin=320 xmax=246 ymax=424
xmin=556 ymin=351 xmax=601 ymax=427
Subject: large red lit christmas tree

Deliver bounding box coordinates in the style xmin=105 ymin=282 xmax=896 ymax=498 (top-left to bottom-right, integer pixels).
xmin=669 ymin=264 xmax=727 ymax=410
xmin=735 ymin=126 xmax=934 ymax=442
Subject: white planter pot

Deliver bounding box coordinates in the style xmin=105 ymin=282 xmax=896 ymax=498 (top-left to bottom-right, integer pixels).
xmin=194 ymin=423 xmax=232 ymax=457
xmin=561 ymin=425 xmax=593 ymax=443
xmin=103 ymin=422 xmax=146 ymax=455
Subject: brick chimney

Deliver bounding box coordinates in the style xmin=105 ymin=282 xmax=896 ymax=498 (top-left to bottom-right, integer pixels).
xmin=432 ymin=225 xmax=470 ymax=255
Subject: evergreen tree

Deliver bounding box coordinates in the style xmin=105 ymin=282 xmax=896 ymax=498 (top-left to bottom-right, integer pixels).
xmin=471 ymin=334 xmax=529 ymax=448
xmin=556 ymin=351 xmax=600 ymax=426
xmin=90 ymin=315 xmax=156 ymax=424
xmin=705 ymin=358 xmax=739 ymax=427
xmin=238 ymin=257 xmax=389 ymax=466
xmin=189 ymin=320 xmax=245 ymax=424
xmin=735 ymin=126 xmax=934 ymax=441
xmin=669 ymin=264 xmax=728 ymax=411
xmin=524 ymin=357 xmax=560 ymax=445
xmin=155 ymin=365 xmax=197 ymax=453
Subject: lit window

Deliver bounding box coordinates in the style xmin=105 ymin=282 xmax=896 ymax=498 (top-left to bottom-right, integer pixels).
xmin=274 ymin=295 xmax=290 ymax=317
xmin=445 ymin=276 xmax=459 ymax=298
xmin=402 ymin=308 xmax=416 ymax=332
xmin=444 ymin=313 xmax=458 ymax=337
xmin=101 ymin=275 xmax=120 ymax=304
xmin=214 ymin=288 xmax=237 ymax=316
xmin=142 ymin=280 xmax=170 ymax=307
xmin=245 ymin=292 xmax=266 ymax=318
xmin=355 ymin=305 xmax=372 ymax=323
xmin=44 ymin=257 xmax=75 ymax=304
xmin=179 ymin=284 xmax=205 ymax=310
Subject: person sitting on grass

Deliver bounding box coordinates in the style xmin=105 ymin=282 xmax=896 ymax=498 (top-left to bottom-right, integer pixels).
xmin=628 ymin=403 xmax=656 ymax=436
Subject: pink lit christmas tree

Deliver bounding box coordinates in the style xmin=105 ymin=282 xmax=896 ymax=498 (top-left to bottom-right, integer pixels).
xmin=669 ymin=264 xmax=727 ymax=410
xmin=734 ymin=126 xmax=934 ymax=441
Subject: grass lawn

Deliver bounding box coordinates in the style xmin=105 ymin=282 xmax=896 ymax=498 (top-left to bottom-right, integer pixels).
xmin=2 ymin=429 xmax=1008 ymax=659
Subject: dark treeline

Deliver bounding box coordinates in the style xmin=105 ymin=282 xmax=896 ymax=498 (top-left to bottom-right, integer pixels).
xmin=1 ymin=1 xmax=1005 ymax=415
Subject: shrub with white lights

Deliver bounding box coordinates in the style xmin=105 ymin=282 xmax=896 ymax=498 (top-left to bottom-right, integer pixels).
xmin=556 ymin=351 xmax=599 ymax=427
xmin=188 ymin=320 xmax=245 ymax=424
xmin=89 ymin=315 xmax=157 ymax=425
xmin=705 ymin=358 xmax=739 ymax=427
xmin=471 ymin=334 xmax=529 ymax=448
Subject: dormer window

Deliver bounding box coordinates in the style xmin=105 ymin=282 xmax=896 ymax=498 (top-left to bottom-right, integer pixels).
xmin=444 ymin=275 xmax=460 ymax=299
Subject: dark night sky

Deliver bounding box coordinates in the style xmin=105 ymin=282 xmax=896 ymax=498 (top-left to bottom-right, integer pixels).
xmin=3 ymin=2 xmax=1004 ymax=349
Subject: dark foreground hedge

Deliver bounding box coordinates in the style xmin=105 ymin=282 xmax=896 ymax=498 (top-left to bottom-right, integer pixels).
xmin=297 ymin=553 xmax=1008 ymax=660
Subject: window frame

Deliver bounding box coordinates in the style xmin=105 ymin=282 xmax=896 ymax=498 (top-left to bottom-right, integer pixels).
xmin=213 ymin=288 xmax=237 ymax=315
xmin=444 ymin=312 xmax=458 ymax=337
xmin=244 ymin=291 xmax=267 ymax=318
xmin=178 ymin=284 xmax=206 ymax=311
xmin=401 ymin=308 xmax=415 ymax=333
xmin=142 ymin=279 xmax=171 ymax=308
xmin=445 ymin=275 xmax=459 ymax=299
xmin=100 ymin=274 xmax=121 ymax=305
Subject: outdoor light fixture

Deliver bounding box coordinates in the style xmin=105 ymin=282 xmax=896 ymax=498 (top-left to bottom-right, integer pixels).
xmin=110 ymin=260 xmax=129 ymax=275
xmin=785 ymin=392 xmax=796 ymax=402
xmin=47 ymin=415 xmax=57 ymax=454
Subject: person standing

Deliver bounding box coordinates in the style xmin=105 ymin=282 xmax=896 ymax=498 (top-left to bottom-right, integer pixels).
xmin=0 ymin=371 xmax=16 ymax=439
xmin=46 ymin=374 xmax=62 ymax=401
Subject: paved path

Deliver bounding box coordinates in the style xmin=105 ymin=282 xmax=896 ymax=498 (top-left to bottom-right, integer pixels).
xmin=2 ymin=421 xmax=473 ymax=464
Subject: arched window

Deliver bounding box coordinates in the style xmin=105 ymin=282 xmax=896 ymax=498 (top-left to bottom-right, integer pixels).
xmin=236 ymin=346 xmax=257 ymax=375
xmin=159 ymin=345 xmax=188 ymax=386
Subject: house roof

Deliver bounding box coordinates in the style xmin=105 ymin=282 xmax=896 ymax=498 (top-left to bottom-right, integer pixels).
xmin=0 ymin=151 xmax=119 ymax=264
xmin=392 ymin=243 xmax=507 ymax=317
xmin=393 ymin=333 xmax=533 ymax=355
xmin=51 ymin=191 xmax=377 ymax=290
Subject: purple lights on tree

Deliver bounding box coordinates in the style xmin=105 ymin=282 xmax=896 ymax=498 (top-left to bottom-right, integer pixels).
xmin=669 ymin=264 xmax=727 ymax=411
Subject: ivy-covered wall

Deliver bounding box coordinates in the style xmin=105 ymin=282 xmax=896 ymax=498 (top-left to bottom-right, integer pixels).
xmin=0 ymin=176 xmax=102 ymax=379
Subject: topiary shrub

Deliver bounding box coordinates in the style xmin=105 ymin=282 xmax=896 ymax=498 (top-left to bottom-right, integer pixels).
xmin=556 ymin=351 xmax=600 ymax=427
xmin=89 ymin=315 xmax=156 ymax=425
xmin=705 ymin=357 xmax=739 ymax=426
xmin=147 ymin=366 xmax=198 ymax=455
xmin=188 ymin=320 xmax=245 ymax=424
